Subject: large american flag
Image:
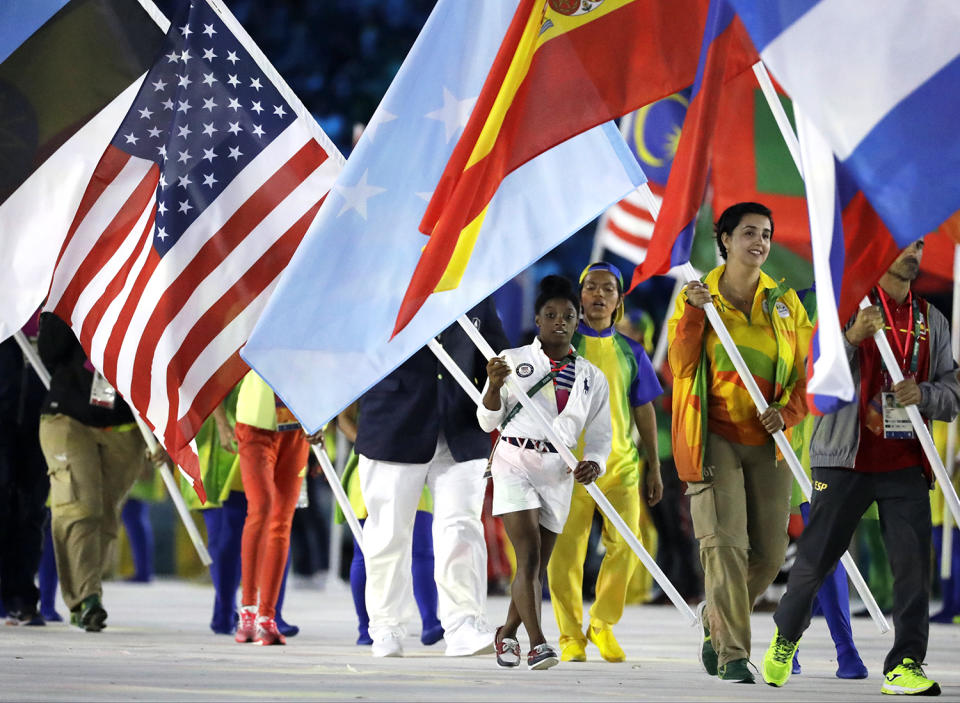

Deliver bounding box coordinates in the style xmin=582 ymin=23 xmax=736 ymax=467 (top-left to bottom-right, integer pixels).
xmin=43 ymin=0 xmax=342 ymax=499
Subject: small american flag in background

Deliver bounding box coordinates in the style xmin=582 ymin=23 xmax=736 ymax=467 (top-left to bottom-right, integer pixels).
xmin=44 ymin=0 xmax=342 ymax=499
xmin=593 ymin=185 xmax=661 ymax=264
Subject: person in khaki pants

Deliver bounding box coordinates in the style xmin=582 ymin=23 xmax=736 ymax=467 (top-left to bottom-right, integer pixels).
xmin=37 ymin=313 xmax=148 ymax=632
xmin=668 ymin=203 xmax=812 ymax=683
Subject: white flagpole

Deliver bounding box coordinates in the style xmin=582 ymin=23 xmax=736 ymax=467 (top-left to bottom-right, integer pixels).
xmin=638 ymin=181 xmax=889 ymax=633
xmin=13 ymin=331 xmax=212 ymax=566
xmin=859 ymin=296 xmax=960 ymax=529
xmin=326 ymin=427 xmax=349 ymax=580
xmin=450 ymin=318 xmax=696 ymax=625
xmin=311 ymin=444 xmax=364 ymax=554
xmin=751 ymin=62 xmax=802 ymax=175
xmin=942 ymin=245 xmax=960 ymax=579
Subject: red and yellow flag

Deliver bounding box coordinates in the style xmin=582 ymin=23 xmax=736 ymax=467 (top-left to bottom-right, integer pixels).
xmin=392 ymin=0 xmax=710 ymax=336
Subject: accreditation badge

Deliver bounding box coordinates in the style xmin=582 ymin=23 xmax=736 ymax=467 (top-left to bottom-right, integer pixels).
xmin=275 ymin=399 xmax=300 ymax=432
xmin=89 ymin=370 xmax=117 ymax=409
xmin=881 ymin=391 xmax=914 ymax=439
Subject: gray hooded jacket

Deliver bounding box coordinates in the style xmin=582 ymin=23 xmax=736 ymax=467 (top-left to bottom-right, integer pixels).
xmin=810 ymin=298 xmax=960 ymax=470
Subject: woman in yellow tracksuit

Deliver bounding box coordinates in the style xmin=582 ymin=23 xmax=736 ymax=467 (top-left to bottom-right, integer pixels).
xmin=547 ymin=262 xmax=663 ymax=663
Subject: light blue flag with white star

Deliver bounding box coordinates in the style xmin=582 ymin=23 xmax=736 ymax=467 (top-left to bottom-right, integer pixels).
xmin=241 ymin=0 xmax=646 ymax=432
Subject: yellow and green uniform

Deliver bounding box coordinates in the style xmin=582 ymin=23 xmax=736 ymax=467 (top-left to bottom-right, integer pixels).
xmin=548 ymin=320 xmax=662 ymax=645
xmin=669 ymin=265 xmax=812 ymax=482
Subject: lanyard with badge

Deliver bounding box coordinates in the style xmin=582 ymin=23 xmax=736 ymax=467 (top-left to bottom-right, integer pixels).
xmin=274 ymin=396 xmax=300 ymax=431
xmin=874 ymin=287 xmax=922 ymax=440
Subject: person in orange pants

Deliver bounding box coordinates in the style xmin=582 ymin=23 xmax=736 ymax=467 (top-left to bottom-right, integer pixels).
xmin=233 ymin=371 xmax=319 ymax=646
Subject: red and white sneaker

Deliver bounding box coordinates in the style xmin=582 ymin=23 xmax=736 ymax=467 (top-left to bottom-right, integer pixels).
xmin=527 ymin=643 xmax=559 ymax=670
xmin=235 ymin=607 xmax=257 ymax=644
xmin=255 ymin=617 xmax=286 ymax=646
xmin=495 ymin=626 xmax=521 ymax=668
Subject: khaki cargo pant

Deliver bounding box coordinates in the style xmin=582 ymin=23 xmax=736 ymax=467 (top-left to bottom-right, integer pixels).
xmin=40 ymin=414 xmax=147 ymax=611
xmin=686 ymin=432 xmax=792 ymax=667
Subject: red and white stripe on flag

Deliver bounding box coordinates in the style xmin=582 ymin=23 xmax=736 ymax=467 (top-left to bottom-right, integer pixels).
xmin=36 ymin=0 xmax=344 ymax=502
xmin=595 ymin=185 xmax=662 ymax=264
xmin=44 ymin=122 xmax=338 ymax=499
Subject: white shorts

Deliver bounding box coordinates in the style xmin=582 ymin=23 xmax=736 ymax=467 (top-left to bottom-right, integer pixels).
xmin=490 ymin=440 xmax=573 ymax=534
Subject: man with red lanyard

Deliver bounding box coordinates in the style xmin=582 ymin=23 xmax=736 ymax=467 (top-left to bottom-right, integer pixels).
xmin=761 ymin=239 xmax=960 ymax=696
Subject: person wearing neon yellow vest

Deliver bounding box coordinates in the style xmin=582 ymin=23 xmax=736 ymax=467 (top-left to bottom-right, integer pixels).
xmin=547 ymin=262 xmax=663 ymax=663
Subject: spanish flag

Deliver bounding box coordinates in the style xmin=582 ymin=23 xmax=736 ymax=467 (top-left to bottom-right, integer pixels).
xmin=393 ymin=0 xmax=711 ymax=336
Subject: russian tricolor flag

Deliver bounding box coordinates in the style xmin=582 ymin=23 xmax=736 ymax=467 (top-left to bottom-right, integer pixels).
xmin=731 ymin=0 xmax=960 ymax=411
xmin=729 ymin=0 xmax=960 ymax=248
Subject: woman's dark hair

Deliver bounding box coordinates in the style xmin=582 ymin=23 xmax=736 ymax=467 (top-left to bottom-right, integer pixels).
xmin=535 ymin=275 xmax=580 ymax=316
xmin=715 ymin=201 xmax=774 ymax=260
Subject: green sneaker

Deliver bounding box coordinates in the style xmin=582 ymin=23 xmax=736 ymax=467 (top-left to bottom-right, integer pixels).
xmin=881 ymin=658 xmax=940 ymax=696
xmin=696 ymin=602 xmax=718 ymax=676
xmin=78 ymin=595 xmax=107 ymax=633
xmin=762 ymin=628 xmax=800 ymax=687
xmin=718 ymin=658 xmax=756 ymax=683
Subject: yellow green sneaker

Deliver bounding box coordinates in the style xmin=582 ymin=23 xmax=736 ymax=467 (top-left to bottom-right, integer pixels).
xmin=881 ymin=658 xmax=941 ymax=696
xmin=762 ymin=628 xmax=800 ymax=687
xmin=696 ymin=602 xmax=718 ymax=676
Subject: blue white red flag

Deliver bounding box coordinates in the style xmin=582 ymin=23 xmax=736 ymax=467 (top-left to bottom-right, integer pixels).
xmin=241 ymin=0 xmax=644 ymax=434
xmin=42 ymin=0 xmax=342 ymax=498
xmin=628 ymin=0 xmax=757 ymax=291
xmin=798 ymin=108 xmax=915 ymax=413
xmin=728 ymin=0 xmax=960 ymax=245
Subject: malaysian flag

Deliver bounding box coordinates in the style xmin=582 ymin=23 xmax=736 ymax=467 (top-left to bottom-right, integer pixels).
xmin=43 ymin=0 xmax=342 ymax=499
xmin=592 ymin=98 xmax=685 ymax=265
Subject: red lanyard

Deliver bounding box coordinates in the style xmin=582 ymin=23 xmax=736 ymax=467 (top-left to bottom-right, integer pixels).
xmin=876 ymin=288 xmax=914 ymax=368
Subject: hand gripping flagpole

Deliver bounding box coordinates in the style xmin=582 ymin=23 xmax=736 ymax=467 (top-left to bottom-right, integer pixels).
xmin=311 ymin=443 xmax=364 ymax=554
xmin=752 ymin=58 xmax=960 ymax=551
xmin=448 ymin=319 xmax=696 ymax=625
xmin=637 ymin=183 xmax=889 ymax=632
xmin=859 ymin=297 xmax=960 ymax=530
xmin=13 ymin=331 xmax=212 ymax=566
xmin=671 ymin=261 xmax=887 ymax=633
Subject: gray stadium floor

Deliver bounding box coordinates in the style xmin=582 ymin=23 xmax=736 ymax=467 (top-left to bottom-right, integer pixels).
xmin=2 ymin=578 xmax=959 ymax=701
